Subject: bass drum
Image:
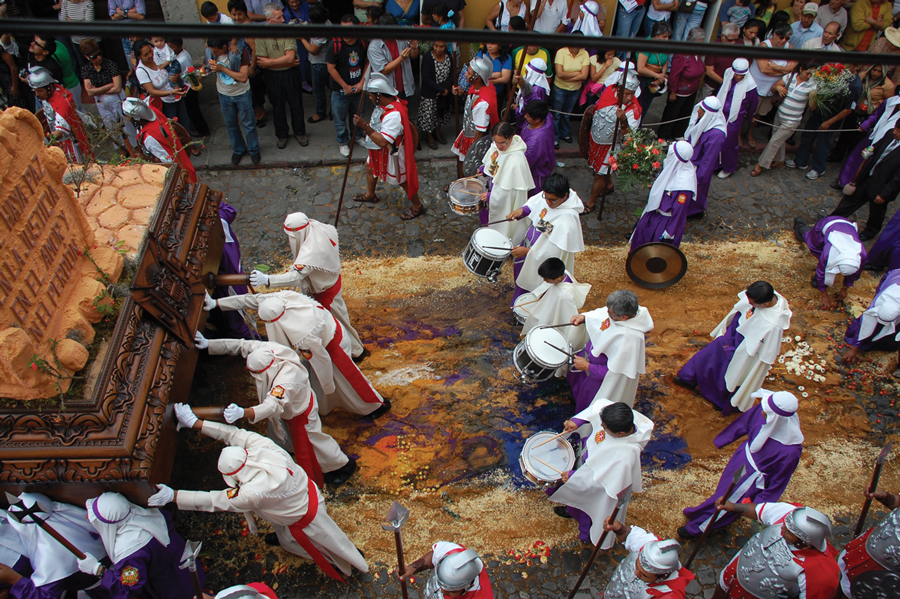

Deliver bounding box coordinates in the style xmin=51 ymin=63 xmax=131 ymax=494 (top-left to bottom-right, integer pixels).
xmin=462 ymin=135 xmax=494 ymax=177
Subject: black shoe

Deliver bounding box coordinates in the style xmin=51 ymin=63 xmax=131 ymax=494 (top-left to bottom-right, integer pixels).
xmin=554 ymin=141 xmax=559 ymax=150
xmin=793 ymin=217 xmax=808 ymax=242
xmin=295 ymin=134 xmax=309 ymax=147
xmin=677 ymin=526 xmax=698 ymax=539
xmin=686 ymin=211 xmax=704 ymax=220
xmin=352 ymin=347 xmax=370 ymax=363
xmin=671 ymin=375 xmax=695 ymax=390
xmin=325 ymin=457 xmax=358 ymax=487
xmin=563 ymin=136 xmax=573 ymax=144
xmin=363 ymin=398 xmax=392 ymax=420
xmin=553 ymin=506 xmax=573 ymax=519
xmin=231 ymin=152 xmax=245 ymax=165
xmin=277 ymin=138 xmax=288 ymax=149
xmin=859 ymin=230 xmax=877 ymax=241
xmin=250 ymin=152 xmax=261 ymax=165
xmin=830 ymin=179 xmax=843 ymax=191
xmin=264 ymin=532 xmax=280 ymax=546
xmin=256 ymin=119 xmax=267 ymax=128
xmin=864 ymin=262 xmax=885 ymax=272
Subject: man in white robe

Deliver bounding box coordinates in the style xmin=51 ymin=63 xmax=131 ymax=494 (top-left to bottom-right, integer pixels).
xmin=194 ymin=334 xmax=356 ymax=487
xmin=149 ymin=406 xmax=367 ymax=582
xmin=549 ymin=400 xmax=654 ymax=548
xmin=249 ymin=212 xmax=366 ymax=361
xmin=205 ymin=290 xmax=391 ymax=419
xmin=568 ymin=290 xmax=653 ymax=410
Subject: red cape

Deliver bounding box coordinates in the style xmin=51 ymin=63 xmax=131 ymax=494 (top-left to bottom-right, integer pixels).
xmin=794 ymin=544 xmax=841 ymax=599
xmin=47 ymin=84 xmax=93 ymax=160
xmin=472 ymin=83 xmax=499 ymax=131
xmin=138 ymin=105 xmax=197 ymax=183
xmin=383 ymin=99 xmax=419 ymax=198
xmin=595 ymin=84 xmax=642 ymax=122
xmin=648 ymin=567 xmax=695 ymax=599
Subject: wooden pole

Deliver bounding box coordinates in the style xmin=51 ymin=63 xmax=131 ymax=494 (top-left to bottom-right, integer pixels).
xmin=597 ymin=54 xmax=630 ymax=222
xmin=334 ymin=65 xmax=371 ymax=227
xmin=854 ymin=441 xmax=893 ymax=537
xmin=683 ymin=465 xmax=746 ymax=569
xmin=504 ymin=20 xmax=535 ymax=124
xmin=566 ymin=492 xmax=630 ymax=599
xmin=452 ymin=52 xmax=463 ymax=179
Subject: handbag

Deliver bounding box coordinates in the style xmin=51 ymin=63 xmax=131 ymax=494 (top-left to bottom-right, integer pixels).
xmin=678 ymin=0 xmax=697 ymax=14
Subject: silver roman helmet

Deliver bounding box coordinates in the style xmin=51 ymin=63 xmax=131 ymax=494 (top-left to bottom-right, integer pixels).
xmin=623 ymin=72 xmax=640 ymax=92
xmin=26 ymin=67 xmax=58 ymax=89
xmin=214 ymin=586 xmax=267 ymax=599
xmin=639 ymin=539 xmax=682 ymax=576
xmin=470 ymin=56 xmax=493 ymax=86
xmin=434 ymin=548 xmax=483 ymax=592
xmin=784 ymin=506 xmax=832 ymax=552
xmin=121 ymin=97 xmax=156 ymax=122
xmin=365 ymin=72 xmax=398 ymax=97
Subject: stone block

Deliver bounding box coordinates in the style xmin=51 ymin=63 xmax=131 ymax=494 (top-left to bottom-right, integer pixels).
xmin=86 ymin=187 xmax=119 ymax=217
xmin=98 ymin=205 xmax=131 ymax=229
xmin=116 ymin=225 xmax=148 ymax=256
xmin=104 ymin=166 xmax=142 ymax=187
xmin=131 ymin=208 xmax=154 ymax=226
xmin=140 ymin=164 xmax=169 ymax=186
xmin=0 ymin=328 xmax=40 ymax=388
xmin=119 ymin=184 xmax=165 ymax=210
xmin=76 ymin=278 xmax=108 ymax=324
xmin=89 ymin=245 xmax=125 ymax=283
xmin=56 ymin=339 xmax=88 ymax=372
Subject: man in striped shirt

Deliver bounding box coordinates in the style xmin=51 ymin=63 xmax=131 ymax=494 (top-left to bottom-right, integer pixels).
xmin=753 ymin=63 xmax=816 ymax=176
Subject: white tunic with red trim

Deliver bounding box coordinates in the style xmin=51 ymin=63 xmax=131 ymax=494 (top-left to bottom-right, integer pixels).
xmin=41 ymin=98 xmax=84 ymax=164
xmin=424 ymin=542 xmax=494 ymax=599
xmin=365 ymin=106 xmax=407 ymax=185
xmin=451 ymin=98 xmax=491 ymax=160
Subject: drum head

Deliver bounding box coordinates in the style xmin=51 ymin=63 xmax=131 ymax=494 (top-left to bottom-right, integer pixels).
xmin=525 ymin=327 xmax=569 ymax=367
xmin=626 ymin=242 xmax=688 ymax=289
xmin=449 ymin=178 xmax=487 ymax=207
xmin=513 ymin=292 xmax=537 ymax=317
xmin=463 ymin=135 xmax=494 ymax=177
xmin=521 ymin=431 xmax=575 ymax=482
xmin=472 ymin=227 xmax=511 ymax=258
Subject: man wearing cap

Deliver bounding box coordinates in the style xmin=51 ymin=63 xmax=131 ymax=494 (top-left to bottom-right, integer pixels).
xmin=585 ymin=72 xmax=641 ymax=212
xmin=149 ymin=406 xmax=367 ymax=583
xmin=679 ymin=390 xmax=804 ymax=539
xmin=675 ymin=281 xmax=792 ymax=415
xmin=794 ymin=216 xmax=866 ymax=309
xmin=398 ymin=542 xmax=494 ymax=598
xmin=352 ymin=72 xmax=424 ymax=221
xmin=802 ymin=21 xmax=843 ymax=51
xmin=684 ymin=97 xmax=727 ymax=219
xmin=630 ymin=141 xmax=697 ymax=250
xmin=713 ymin=501 xmax=840 ymax=599
xmin=28 ymin=67 xmax=91 ymax=164
xmin=841 ymin=269 xmax=900 ymax=364
xmin=837 ymin=487 xmax=900 ymax=598
xmin=193 ymin=335 xmax=358 ymax=487
xmin=715 ymin=58 xmax=758 ymax=180
xmin=601 ymin=519 xmax=696 ymax=599
xmin=204 ymin=290 xmax=391 ymax=420
xmin=122 ymin=97 xmax=196 ymax=183
xmin=791 ymin=4 xmax=825 ymax=47
xmin=76 ymin=492 xmax=198 ymax=599
xmin=249 ymin=212 xmax=366 ymax=361
xmin=451 ymin=56 xmax=499 ymax=176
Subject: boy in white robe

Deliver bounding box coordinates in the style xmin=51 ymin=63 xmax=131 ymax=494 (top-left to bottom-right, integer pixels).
xmin=479 ymin=121 xmax=534 ymax=241
xmin=249 ymin=212 xmax=366 ymax=361
xmin=548 ymin=400 xmax=653 ymax=548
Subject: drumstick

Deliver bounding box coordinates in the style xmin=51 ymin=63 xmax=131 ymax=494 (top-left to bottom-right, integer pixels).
xmin=542 ymin=322 xmax=579 ymax=329
xmin=544 ymin=341 xmax=576 ymax=359
xmin=534 ymin=430 xmax=569 ymax=449
xmin=485 ymin=217 xmax=513 ymax=226
xmin=532 ymin=455 xmax=564 ymax=475
xmin=452 ymin=189 xmax=484 ymax=197
xmin=481 ymin=245 xmax=513 ymax=251
xmin=516 ymin=296 xmax=543 ymax=308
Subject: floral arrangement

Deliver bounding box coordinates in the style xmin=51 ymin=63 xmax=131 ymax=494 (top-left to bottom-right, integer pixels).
xmin=609 ymin=128 xmax=667 ymax=192
xmin=810 ymin=63 xmax=854 ymax=118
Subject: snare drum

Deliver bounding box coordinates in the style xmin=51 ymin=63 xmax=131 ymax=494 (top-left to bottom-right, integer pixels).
xmin=512 ymin=292 xmax=537 ymax=325
xmin=448 ymin=178 xmax=487 ymax=215
xmin=462 ymin=227 xmax=512 ymax=282
xmin=513 ymin=327 xmax=568 ymax=382
xmin=519 ymin=431 xmax=576 ymax=486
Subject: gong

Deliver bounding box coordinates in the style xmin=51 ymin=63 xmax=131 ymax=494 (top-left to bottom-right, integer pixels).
xmin=462 ymin=135 xmax=494 ymax=177
xmin=625 ymin=242 xmax=688 ymax=289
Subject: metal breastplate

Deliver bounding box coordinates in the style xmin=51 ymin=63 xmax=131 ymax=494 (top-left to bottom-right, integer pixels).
xmin=463 ymin=94 xmax=478 ymax=138
xmin=736 ymin=526 xmax=804 ymax=599
xmin=604 ymin=552 xmax=652 ymax=599
xmin=591 ymin=104 xmax=620 ymax=145
xmin=364 ymin=106 xmax=384 ymax=150
xmin=423 ymin=572 xmax=444 ymax=599
xmin=865 ymin=508 xmax=900 ymax=571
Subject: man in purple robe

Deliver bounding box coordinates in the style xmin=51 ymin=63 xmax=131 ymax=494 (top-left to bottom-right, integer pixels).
xmin=630 ymin=141 xmax=696 ymax=250
xmin=715 ymin=59 xmax=759 ymax=181
xmin=519 ymin=100 xmax=555 ymax=198
xmin=842 ymin=269 xmax=900 ymax=364
xmin=211 ymin=202 xmax=260 ymax=340
xmin=865 ymin=210 xmax=900 ymax=273
xmin=683 ymin=97 xmax=727 ymax=219
xmin=679 ymin=390 xmax=804 ymax=538
xmin=794 ymin=215 xmax=866 ymax=310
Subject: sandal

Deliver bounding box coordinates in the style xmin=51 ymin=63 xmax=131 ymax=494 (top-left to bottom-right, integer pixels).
xmin=400 ymin=205 xmax=426 ymax=220
xmin=352 ymin=193 xmax=381 ymax=204
xmin=581 ymin=203 xmax=596 ymax=214
xmin=747 ymin=138 xmax=758 ymax=150
xmin=605 ymin=186 xmax=615 ymax=195
xmin=750 ymin=166 xmax=763 ymax=177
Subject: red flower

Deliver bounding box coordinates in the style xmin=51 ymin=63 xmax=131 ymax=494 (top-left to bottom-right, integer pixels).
xmin=652 ymin=161 xmax=661 ymax=169
xmin=821 ymin=65 xmax=832 ymax=75
xmin=651 ymin=148 xmax=660 ymax=155
xmin=632 ymin=163 xmax=639 ymax=170
xmin=31 ymin=363 xmax=37 ymax=370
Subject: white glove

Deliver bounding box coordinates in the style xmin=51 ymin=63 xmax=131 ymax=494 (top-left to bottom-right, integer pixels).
xmin=194 ymin=331 xmax=209 ymax=350
xmin=223 ymin=403 xmax=244 ymax=424
xmin=749 ymin=388 xmax=771 ymax=400
xmin=203 ymin=292 xmax=217 ymax=312
xmin=147 ymin=484 xmax=175 ymax=507
xmin=77 ymin=554 xmax=102 ymax=576
xmin=174 ymin=402 xmax=198 ymax=431
xmin=249 ymin=270 xmax=269 ymax=287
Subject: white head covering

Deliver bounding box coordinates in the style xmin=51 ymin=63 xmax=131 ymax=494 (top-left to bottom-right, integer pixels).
xmin=518 ymin=59 xmax=550 ymax=109
xmin=683 ymin=96 xmax=728 ymax=145
xmin=584 ymin=306 xmax=654 ymax=376
xmin=257 ymin=291 xmax=329 ymax=350
xmin=246 ymin=342 xmax=306 ymax=402
xmin=642 ymin=141 xmax=697 ymax=215
xmin=0 ymin=514 xmax=26 ymax=568
xmin=605 ymin=62 xmax=640 ymax=97
xmin=482 ymin=135 xmax=535 ymax=192
xmin=572 ymin=1 xmax=603 ymax=37
xmin=7 ymin=493 xmax=108 ymax=586
xmin=522 ymin=189 xmax=586 ymax=253
xmin=859 ymin=281 xmax=900 ymax=342
xmin=823 ymin=220 xmax=863 ymax=287
xmin=749 ymin=390 xmax=804 ymax=453
xmin=86 ymin=493 xmax=170 ymax=564
xmin=283 ymin=212 xmax=341 ymax=275
xmin=716 ymin=60 xmax=758 ymax=124
xmin=218 ymin=439 xmax=301 ymax=498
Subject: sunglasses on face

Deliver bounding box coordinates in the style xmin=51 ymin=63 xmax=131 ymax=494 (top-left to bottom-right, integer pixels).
xmin=88 ymin=53 xmax=101 ymax=60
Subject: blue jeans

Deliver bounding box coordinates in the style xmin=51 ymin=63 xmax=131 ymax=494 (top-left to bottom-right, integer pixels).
xmin=332 ymin=90 xmax=362 ymax=145
xmin=219 ymin=91 xmax=259 ymax=155
xmin=616 ymin=4 xmax=646 ymax=58
xmin=551 ymin=86 xmax=580 ymax=143
xmin=311 ymin=63 xmax=328 ymax=118
xmin=794 ymin=113 xmax=835 ymax=175
xmin=673 ymin=4 xmax=707 ymax=40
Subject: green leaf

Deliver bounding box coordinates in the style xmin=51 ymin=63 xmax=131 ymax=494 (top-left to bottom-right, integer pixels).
xmin=254 ymin=264 xmax=271 ymax=273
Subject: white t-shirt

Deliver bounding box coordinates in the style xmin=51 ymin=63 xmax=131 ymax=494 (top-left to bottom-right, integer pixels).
xmin=153 ymin=44 xmax=175 ymax=66
xmin=136 ymin=63 xmax=177 ymax=103
xmin=530 ymin=0 xmax=569 ymax=33
xmin=208 ymin=13 xmax=234 ymax=24
xmin=143 ymin=136 xmax=172 ymax=162
xmin=175 ymin=49 xmax=192 ymax=73
xmin=647 ymin=0 xmax=676 ymax=21
xmin=473 ymin=100 xmax=491 ymax=131
xmin=749 ymin=40 xmax=790 ymax=98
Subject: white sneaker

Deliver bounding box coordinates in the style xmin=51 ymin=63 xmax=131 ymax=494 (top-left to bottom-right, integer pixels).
xmin=339 ymin=144 xmax=350 ymax=157
xmin=806 ymin=169 xmax=821 ymax=180
xmin=355 ymin=137 xmax=367 ymax=148
xmin=717 ymin=170 xmax=732 ymax=179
